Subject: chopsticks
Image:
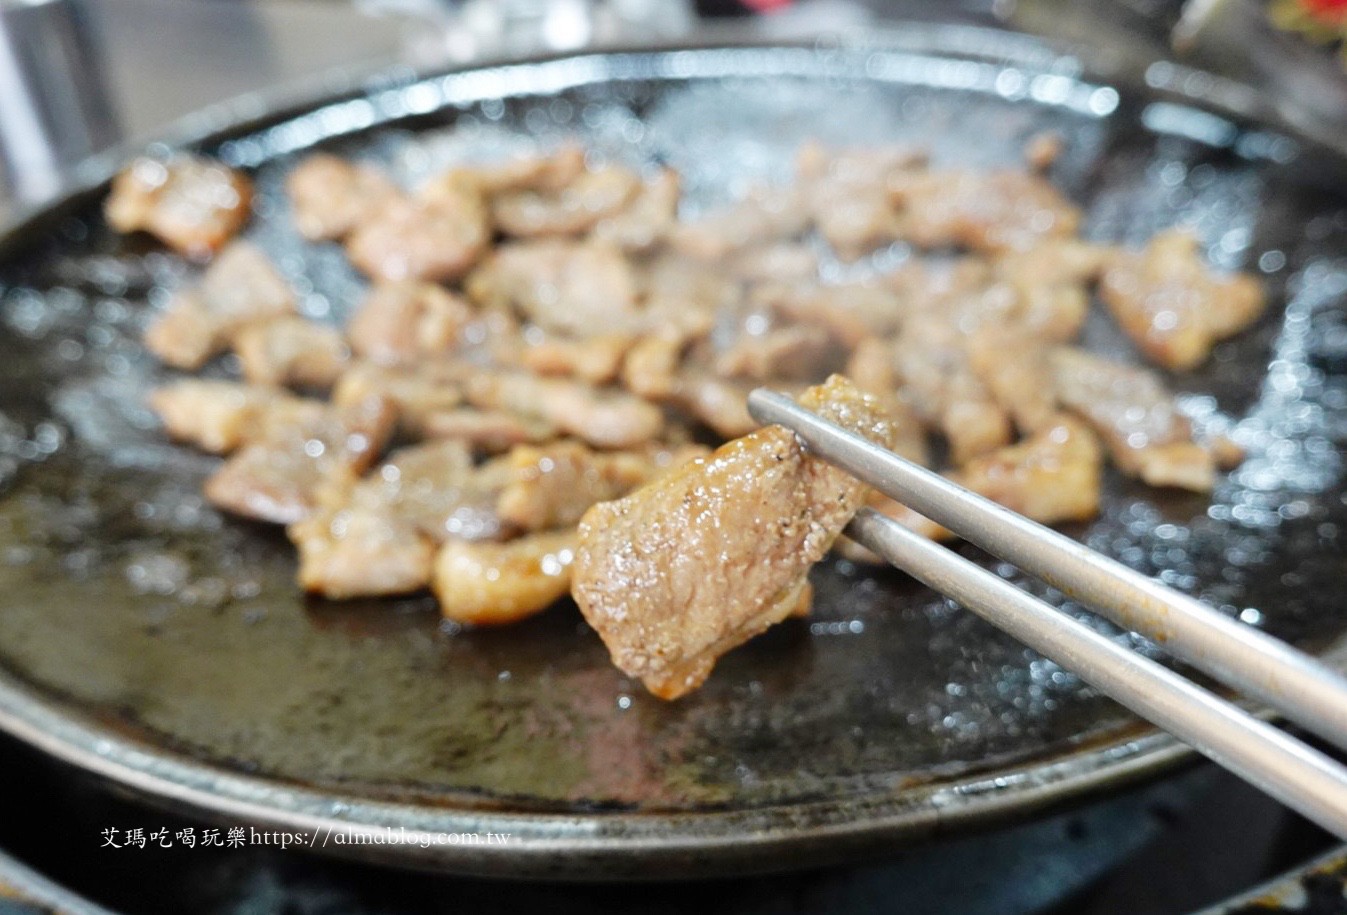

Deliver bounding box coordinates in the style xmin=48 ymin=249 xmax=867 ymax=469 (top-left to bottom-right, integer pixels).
xmin=747 ymin=389 xmax=1347 ymax=840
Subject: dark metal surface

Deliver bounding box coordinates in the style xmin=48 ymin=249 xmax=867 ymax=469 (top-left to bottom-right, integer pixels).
xmin=0 ymin=26 xmax=1344 ymax=877
xmin=1201 ymin=844 xmax=1347 ymax=914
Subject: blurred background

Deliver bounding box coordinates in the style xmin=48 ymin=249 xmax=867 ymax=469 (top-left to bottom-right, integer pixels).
xmin=6 ymin=0 xmax=1347 ymax=214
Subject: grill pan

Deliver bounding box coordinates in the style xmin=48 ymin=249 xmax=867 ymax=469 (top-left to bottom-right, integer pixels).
xmin=0 ymin=23 xmax=1344 ymax=878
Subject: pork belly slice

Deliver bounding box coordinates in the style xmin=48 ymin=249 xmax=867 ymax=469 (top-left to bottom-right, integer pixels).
xmin=143 ymin=241 xmax=295 ymax=369
xmin=285 ymin=154 xmax=401 ymax=242
xmin=571 ymin=375 xmax=907 ymax=700
xmin=465 ymin=371 xmax=663 ymax=450
xmin=346 ymin=281 xmax=475 ymax=365
xmin=203 ymin=394 xmax=395 ymax=525
xmin=1050 ymin=346 xmax=1221 ymax=492
xmin=465 ymin=239 xmax=639 ymax=336
xmin=492 ymin=165 xmax=640 ymax=237
xmin=105 ymin=154 xmax=253 ymax=258
xmin=345 ymin=173 xmax=489 ymax=283
xmin=233 ymin=317 xmax=349 ymax=388
xmin=434 ymin=529 xmax=579 ymax=626
xmin=1099 ymin=231 xmax=1266 ymax=371
xmin=888 ymin=168 xmax=1080 ymax=253
xmin=592 ymin=167 xmax=681 ymax=252
xmin=289 ymin=440 xmax=511 ymax=599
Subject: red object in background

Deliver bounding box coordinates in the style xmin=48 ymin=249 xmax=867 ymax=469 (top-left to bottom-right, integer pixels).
xmin=742 ymin=0 xmax=793 ymax=12
xmin=1302 ymin=0 xmax=1347 ymax=25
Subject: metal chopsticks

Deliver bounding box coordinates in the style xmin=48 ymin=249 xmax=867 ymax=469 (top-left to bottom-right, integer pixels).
xmin=747 ymin=388 xmax=1347 ymax=840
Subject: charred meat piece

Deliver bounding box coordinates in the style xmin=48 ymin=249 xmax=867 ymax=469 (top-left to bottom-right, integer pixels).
xmin=466 ymin=371 xmax=664 ymax=450
xmin=346 ymin=281 xmax=474 ymax=365
xmin=286 ymin=154 xmax=401 ymax=242
xmin=105 ymin=155 xmax=253 ymax=258
xmin=143 ymin=241 xmax=295 ymax=369
xmin=1099 ymin=231 xmax=1265 ymax=370
xmin=345 ymin=174 xmax=489 ymax=282
xmin=889 ymin=169 xmax=1080 ymax=253
xmin=434 ymin=529 xmax=580 ymax=626
xmin=233 ymin=317 xmax=349 ymax=389
xmin=1050 ymin=346 xmax=1218 ymax=491
xmin=571 ymin=375 xmax=907 ymax=699
xmin=466 ymin=240 xmax=639 ymax=336
xmin=492 ymin=165 xmax=640 ymax=237
xmin=288 ymin=439 xmax=511 ymax=598
xmin=371 ymin=442 xmax=515 ymax=543
xmin=203 ymin=394 xmax=395 ymax=525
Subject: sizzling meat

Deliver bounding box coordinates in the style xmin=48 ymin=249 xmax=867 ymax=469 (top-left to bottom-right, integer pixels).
xmin=143 ymin=241 xmax=295 ymax=369
xmin=1100 ymin=231 xmax=1266 ymax=370
xmin=1050 ymin=346 xmax=1216 ymax=491
xmin=346 ymin=281 xmax=475 ymax=364
xmin=434 ymin=529 xmax=579 ymax=626
xmin=105 ymin=155 xmax=252 ymax=257
xmin=345 ymin=174 xmax=490 ymax=282
xmin=121 ymin=139 xmax=1267 ymax=695
xmin=286 ymin=154 xmax=401 ymax=242
xmin=571 ymin=376 xmax=906 ymax=699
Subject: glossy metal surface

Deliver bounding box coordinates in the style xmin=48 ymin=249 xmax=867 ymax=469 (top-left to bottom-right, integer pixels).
xmin=0 ymin=0 xmax=118 ymax=203
xmin=848 ymin=506 xmax=1347 ymax=839
xmin=0 ymin=28 xmax=1343 ymax=877
xmin=750 ymin=389 xmax=1347 ymax=757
